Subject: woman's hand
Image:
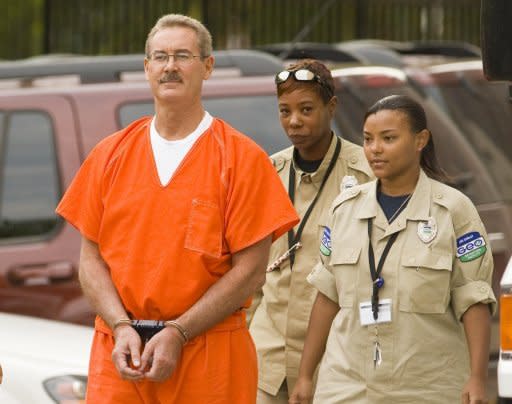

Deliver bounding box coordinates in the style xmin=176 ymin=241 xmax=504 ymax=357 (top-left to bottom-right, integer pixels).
xmin=461 ymin=375 xmax=488 ymax=404
xmin=289 ymin=377 xmax=314 ymax=404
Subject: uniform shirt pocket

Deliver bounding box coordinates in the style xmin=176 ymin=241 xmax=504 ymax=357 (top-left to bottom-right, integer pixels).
xmin=399 ymin=250 xmax=452 ymax=313
xmin=330 ymin=246 xmax=361 ymax=308
xmin=185 ymin=199 xmax=223 ymax=258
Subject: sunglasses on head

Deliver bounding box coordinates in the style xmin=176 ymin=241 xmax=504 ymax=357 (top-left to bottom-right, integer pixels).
xmin=275 ymin=68 xmax=324 ymax=86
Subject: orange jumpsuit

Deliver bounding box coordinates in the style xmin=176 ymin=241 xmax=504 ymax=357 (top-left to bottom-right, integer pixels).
xmin=56 ymin=117 xmax=299 ymax=403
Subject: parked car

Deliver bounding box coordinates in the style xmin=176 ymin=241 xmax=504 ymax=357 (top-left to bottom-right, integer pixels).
xmin=498 ymin=256 xmax=512 ymax=403
xmin=0 ymin=312 xmax=91 ymax=403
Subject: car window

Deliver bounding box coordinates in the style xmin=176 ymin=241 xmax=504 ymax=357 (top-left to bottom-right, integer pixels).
xmin=0 ymin=111 xmax=60 ymax=241
xmin=118 ymin=102 xmax=153 ymax=128
xmin=203 ymin=95 xmax=291 ymax=155
xmin=333 ymin=81 xmax=500 ymax=205
xmin=119 ymin=96 xmax=291 ymax=155
xmin=120 ymin=96 xmax=296 ymax=155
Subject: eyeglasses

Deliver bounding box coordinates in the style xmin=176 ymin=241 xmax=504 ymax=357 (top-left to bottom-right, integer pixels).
xmin=275 ymin=69 xmax=324 ymax=86
xmin=147 ymin=51 xmax=203 ymax=66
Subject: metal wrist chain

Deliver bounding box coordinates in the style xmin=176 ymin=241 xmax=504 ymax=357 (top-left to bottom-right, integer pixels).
xmin=113 ymin=318 xmax=132 ymax=330
xmin=164 ymin=320 xmax=190 ymax=343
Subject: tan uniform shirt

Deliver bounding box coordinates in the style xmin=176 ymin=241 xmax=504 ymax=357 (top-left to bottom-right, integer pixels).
xmin=249 ymin=135 xmax=373 ymax=395
xmin=309 ymin=170 xmax=497 ymax=403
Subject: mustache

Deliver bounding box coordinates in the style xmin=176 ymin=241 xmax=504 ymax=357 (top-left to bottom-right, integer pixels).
xmin=159 ymin=72 xmax=182 ymax=83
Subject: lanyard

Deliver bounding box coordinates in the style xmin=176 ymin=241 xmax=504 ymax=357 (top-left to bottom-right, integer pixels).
xmin=367 ymin=219 xmax=398 ymax=320
xmin=287 ymin=137 xmax=341 ymax=268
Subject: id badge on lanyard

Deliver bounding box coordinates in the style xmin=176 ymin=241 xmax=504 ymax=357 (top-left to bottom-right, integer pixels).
xmin=359 ymin=299 xmax=392 ymax=326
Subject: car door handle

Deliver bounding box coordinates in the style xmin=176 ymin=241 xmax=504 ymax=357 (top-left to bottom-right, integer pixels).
xmin=7 ymin=261 xmax=75 ymax=286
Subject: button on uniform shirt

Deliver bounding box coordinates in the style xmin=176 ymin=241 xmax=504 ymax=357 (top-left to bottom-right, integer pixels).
xmin=308 ymin=170 xmax=496 ymax=404
xmin=249 ymin=135 xmax=373 ymax=395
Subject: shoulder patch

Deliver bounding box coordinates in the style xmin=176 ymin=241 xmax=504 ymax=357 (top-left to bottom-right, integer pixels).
xmin=320 ymin=226 xmax=332 ymax=256
xmin=271 ymin=157 xmax=286 ymax=173
xmin=456 ymin=231 xmax=487 ymax=262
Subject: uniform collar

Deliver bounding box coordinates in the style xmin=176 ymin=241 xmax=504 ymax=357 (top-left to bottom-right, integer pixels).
xmin=356 ymin=170 xmax=432 ymax=237
xmin=404 ymin=170 xmax=432 ymax=222
xmin=292 ymin=133 xmax=339 ymax=185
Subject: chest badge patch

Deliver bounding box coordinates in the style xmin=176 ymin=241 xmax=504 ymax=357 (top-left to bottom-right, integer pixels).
xmin=417 ymin=217 xmax=437 ymax=243
xmin=456 ymin=231 xmax=487 ymax=262
xmin=320 ymin=226 xmax=332 ymax=256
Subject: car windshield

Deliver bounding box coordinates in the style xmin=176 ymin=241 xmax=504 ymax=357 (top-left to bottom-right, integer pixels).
xmin=332 ymin=77 xmax=501 ymax=205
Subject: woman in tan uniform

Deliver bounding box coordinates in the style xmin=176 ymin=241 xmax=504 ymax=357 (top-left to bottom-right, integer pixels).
xmin=248 ymin=60 xmax=373 ymax=403
xmin=290 ymin=95 xmax=496 ymax=404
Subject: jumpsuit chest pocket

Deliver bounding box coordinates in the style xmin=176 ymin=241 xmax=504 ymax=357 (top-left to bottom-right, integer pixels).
xmin=330 ymin=246 xmax=361 ymax=308
xmin=185 ymin=199 xmax=223 ymax=258
xmin=399 ymin=250 xmax=452 ymax=313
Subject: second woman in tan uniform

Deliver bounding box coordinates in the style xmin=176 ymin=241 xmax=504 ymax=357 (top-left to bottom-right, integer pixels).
xmin=290 ymin=94 xmax=496 ymax=404
xmin=248 ymin=60 xmax=373 ymax=403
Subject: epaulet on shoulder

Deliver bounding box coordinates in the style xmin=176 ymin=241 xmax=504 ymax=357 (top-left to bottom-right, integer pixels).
xmin=340 ymin=139 xmax=373 ymax=177
xmin=430 ymin=180 xmax=476 ymax=226
xmin=332 ymin=185 xmax=362 ymax=211
xmin=431 ymin=181 xmax=471 ymax=210
xmin=270 ymin=147 xmax=293 ymax=173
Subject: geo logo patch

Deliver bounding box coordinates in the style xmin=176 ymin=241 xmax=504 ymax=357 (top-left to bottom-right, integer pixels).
xmin=320 ymin=226 xmax=331 ymax=256
xmin=456 ymin=231 xmax=486 ymax=262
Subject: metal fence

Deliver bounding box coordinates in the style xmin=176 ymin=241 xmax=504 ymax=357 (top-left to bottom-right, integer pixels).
xmin=2 ymin=0 xmax=481 ymax=60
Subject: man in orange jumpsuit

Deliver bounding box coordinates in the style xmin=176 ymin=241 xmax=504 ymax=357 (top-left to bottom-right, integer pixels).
xmin=56 ymin=13 xmax=299 ymax=403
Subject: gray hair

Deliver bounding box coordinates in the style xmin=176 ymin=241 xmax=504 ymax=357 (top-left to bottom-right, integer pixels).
xmin=145 ymin=14 xmax=212 ymax=58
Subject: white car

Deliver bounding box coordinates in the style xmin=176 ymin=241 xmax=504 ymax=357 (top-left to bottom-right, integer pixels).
xmin=0 ymin=312 xmax=93 ymax=403
xmin=499 ymin=256 xmax=512 ymax=403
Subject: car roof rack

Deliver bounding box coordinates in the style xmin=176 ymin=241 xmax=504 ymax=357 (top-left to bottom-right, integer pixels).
xmin=0 ymin=49 xmax=284 ymax=84
xmin=258 ymin=42 xmax=362 ymax=63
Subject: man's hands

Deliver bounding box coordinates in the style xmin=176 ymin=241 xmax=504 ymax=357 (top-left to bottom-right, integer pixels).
xmin=111 ymin=325 xmax=145 ymax=380
xmin=112 ymin=325 xmax=185 ymax=382
xmin=141 ymin=327 xmax=185 ymax=382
